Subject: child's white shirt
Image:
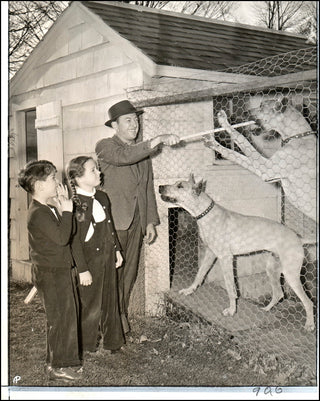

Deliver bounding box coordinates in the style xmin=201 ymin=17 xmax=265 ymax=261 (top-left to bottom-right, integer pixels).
xmin=76 ymin=187 xmax=106 ymax=242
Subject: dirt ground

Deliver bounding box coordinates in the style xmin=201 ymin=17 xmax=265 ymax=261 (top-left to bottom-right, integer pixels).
xmin=6 ymin=280 xmax=317 ymax=396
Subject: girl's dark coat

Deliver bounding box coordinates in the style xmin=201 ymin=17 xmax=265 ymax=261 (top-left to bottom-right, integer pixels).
xmin=71 ymin=189 xmax=121 ymax=273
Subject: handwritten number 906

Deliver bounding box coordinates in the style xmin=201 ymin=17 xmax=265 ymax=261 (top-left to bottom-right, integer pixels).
xmin=253 ymin=387 xmax=282 ymax=396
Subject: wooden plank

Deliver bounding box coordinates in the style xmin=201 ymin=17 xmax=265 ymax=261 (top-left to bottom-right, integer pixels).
xmin=133 ymin=69 xmax=316 ymax=108
xmin=180 ymin=120 xmax=256 ymax=142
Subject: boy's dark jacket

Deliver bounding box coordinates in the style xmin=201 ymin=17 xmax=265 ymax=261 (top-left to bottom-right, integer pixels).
xmin=27 ymin=199 xmax=74 ymax=269
xmin=71 ymin=189 xmax=121 ymax=273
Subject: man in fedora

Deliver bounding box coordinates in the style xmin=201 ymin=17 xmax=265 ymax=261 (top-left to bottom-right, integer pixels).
xmin=95 ymin=100 xmax=179 ymax=334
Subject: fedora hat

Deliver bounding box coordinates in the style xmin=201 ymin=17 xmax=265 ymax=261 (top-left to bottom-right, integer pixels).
xmin=105 ymin=100 xmax=143 ymax=127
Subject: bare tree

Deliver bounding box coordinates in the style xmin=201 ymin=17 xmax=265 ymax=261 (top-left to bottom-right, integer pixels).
xmin=169 ymin=1 xmax=236 ymax=19
xmin=9 ymin=1 xmax=69 ymax=78
xmin=297 ymin=1 xmax=317 ymax=43
xmin=122 ymin=1 xmax=237 ymax=19
xmin=9 ymin=0 xmax=315 ymax=80
xmin=121 ymin=1 xmax=170 ymax=7
xmin=253 ymin=1 xmax=315 ymax=34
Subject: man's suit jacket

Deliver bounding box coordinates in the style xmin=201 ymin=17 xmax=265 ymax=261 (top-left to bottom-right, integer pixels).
xmin=95 ymin=135 xmax=160 ymax=234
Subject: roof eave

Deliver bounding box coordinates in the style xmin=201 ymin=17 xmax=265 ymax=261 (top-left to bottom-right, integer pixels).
xmin=154 ymin=65 xmax=267 ymax=84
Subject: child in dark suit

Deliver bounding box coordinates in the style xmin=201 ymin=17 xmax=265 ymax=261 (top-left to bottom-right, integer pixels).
xmin=66 ymin=156 xmax=125 ymax=354
xmin=18 ymin=160 xmax=82 ymax=383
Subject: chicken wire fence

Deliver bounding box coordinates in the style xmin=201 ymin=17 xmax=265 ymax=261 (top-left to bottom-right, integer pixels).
xmin=127 ymin=47 xmax=318 ymax=377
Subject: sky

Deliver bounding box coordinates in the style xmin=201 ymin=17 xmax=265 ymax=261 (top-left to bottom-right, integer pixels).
xmin=160 ymin=1 xmax=260 ymax=26
xmin=233 ymin=2 xmax=259 ymax=25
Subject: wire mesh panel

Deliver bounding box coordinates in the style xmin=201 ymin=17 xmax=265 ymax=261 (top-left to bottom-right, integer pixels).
xmin=142 ymin=101 xmax=215 ymax=180
xmin=224 ymin=47 xmax=317 ymax=77
xmin=128 ymin=47 xmax=317 ymax=382
xmin=211 ymin=87 xmax=317 ymax=238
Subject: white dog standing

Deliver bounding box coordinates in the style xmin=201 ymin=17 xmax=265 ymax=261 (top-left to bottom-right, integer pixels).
xmin=203 ymin=97 xmax=317 ymax=223
xmin=159 ymin=175 xmax=315 ymax=331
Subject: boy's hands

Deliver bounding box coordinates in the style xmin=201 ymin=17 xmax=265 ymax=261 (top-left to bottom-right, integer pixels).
xmin=56 ymin=184 xmax=73 ymax=212
xmin=79 ymin=270 xmax=93 ymax=286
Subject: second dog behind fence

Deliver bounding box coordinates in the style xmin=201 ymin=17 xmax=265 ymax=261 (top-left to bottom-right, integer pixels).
xmin=159 ymin=174 xmax=315 ymax=332
xmin=203 ymin=97 xmax=317 ymax=223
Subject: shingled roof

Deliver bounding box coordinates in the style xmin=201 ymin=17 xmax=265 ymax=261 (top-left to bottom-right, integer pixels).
xmin=81 ymin=1 xmax=314 ymax=72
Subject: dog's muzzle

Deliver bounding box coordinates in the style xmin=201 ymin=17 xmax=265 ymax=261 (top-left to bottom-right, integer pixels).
xmin=160 ymin=195 xmax=177 ymax=203
xmin=159 ymin=185 xmax=177 ymax=203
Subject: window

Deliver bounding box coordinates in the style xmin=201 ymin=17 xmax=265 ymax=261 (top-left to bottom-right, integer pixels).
xmin=25 ymin=109 xmax=37 ymax=163
xmin=25 ymin=109 xmax=37 ymax=206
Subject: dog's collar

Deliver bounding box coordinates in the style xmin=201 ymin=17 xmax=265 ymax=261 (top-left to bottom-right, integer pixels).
xmin=195 ymin=200 xmax=215 ymax=220
xmin=282 ymin=131 xmax=316 ymax=144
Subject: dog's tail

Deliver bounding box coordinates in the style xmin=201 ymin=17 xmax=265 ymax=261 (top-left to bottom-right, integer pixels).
xmin=296 ymin=233 xmax=317 ymax=263
xmin=302 ymin=243 xmax=317 ymax=264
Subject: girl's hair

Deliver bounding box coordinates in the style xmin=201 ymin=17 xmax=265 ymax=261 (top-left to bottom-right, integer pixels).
xmin=18 ymin=160 xmax=57 ymax=195
xmin=66 ymin=156 xmax=96 ymax=222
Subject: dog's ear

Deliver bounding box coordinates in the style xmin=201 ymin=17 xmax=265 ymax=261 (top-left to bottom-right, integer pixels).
xmin=189 ymin=173 xmax=196 ymax=184
xmin=274 ymin=97 xmax=289 ymax=113
xmin=193 ymin=179 xmax=206 ymax=196
xmin=201 ymin=180 xmax=207 ymax=192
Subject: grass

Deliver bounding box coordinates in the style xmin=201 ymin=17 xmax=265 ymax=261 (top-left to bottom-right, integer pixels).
xmin=6 ymin=280 xmax=317 ymax=396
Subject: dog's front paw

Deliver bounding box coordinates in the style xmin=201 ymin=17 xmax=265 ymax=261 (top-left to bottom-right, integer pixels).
xmin=202 ymin=134 xmax=218 ymax=149
xmin=217 ymin=110 xmax=230 ymax=129
xmin=222 ymin=307 xmax=236 ymax=317
xmin=304 ymin=320 xmax=315 ymax=332
xmin=179 ymin=287 xmax=195 ymax=296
